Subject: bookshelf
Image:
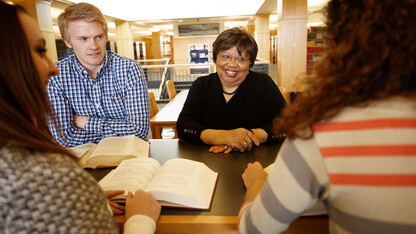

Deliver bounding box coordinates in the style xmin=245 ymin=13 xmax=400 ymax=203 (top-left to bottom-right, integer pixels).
xmin=189 ymin=43 xmax=209 ymax=64
xmin=56 ymin=39 xmax=74 ymax=61
xmin=188 ymin=43 xmax=210 ymax=75
xmin=306 ymin=26 xmax=325 ymax=75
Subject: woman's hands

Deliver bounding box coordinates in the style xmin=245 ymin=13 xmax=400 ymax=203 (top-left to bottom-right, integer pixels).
xmin=242 ymin=162 xmax=268 ymax=203
xmin=125 ymin=190 xmax=161 ymax=223
xmin=207 ymin=128 xmax=258 ymax=153
xmin=203 ymin=128 xmax=267 ymax=154
xmin=105 ymin=190 xmax=126 ymax=214
xmin=105 ymin=189 xmax=161 ymax=223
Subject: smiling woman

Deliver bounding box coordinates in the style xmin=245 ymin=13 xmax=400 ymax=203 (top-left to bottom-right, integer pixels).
xmin=176 ymin=27 xmax=287 ymax=154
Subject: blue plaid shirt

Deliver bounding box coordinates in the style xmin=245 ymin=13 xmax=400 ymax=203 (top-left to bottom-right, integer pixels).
xmin=47 ymin=51 xmax=150 ymax=147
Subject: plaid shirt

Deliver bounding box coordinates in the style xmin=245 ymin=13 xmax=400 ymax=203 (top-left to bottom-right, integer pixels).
xmin=47 ymin=51 xmax=150 ymax=147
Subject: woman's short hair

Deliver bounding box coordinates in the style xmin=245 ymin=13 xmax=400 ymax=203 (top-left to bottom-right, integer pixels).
xmin=58 ymin=2 xmax=108 ymax=42
xmin=212 ymin=27 xmax=258 ymax=68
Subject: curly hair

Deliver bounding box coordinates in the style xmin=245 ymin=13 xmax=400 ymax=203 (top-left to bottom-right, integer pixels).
xmin=273 ymin=0 xmax=416 ymax=139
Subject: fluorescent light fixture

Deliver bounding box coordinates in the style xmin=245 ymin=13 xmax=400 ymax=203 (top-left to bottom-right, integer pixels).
xmin=50 ymin=7 xmax=64 ymax=19
xmin=307 ymin=22 xmax=325 ymax=27
xmin=308 ymin=0 xmax=329 ymax=8
xmin=67 ymin=0 xmax=265 ymax=21
xmin=153 ymin=24 xmax=174 ymax=31
xmin=53 ymin=25 xmax=60 ymax=32
xmin=107 ymin=22 xmax=116 ymax=29
xmin=269 ymin=24 xmax=278 ymax=29
xmin=134 ymin=30 xmax=152 ymax=35
xmin=269 ymin=14 xmax=277 ymax=22
xmin=225 ymin=21 xmax=248 ymax=29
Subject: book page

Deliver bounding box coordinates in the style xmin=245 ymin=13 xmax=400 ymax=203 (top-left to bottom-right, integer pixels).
xmin=67 ymin=143 xmax=97 ymax=167
xmin=145 ymin=158 xmax=218 ymax=209
xmin=91 ymin=135 xmax=136 ymax=156
xmin=99 ymin=157 xmax=161 ymax=198
xmin=86 ymin=135 xmax=150 ymax=168
xmin=67 ymin=143 xmax=96 ymax=159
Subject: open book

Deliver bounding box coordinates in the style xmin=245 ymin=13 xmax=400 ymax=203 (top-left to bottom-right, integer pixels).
xmin=99 ymin=157 xmax=219 ymax=210
xmin=68 ymin=135 xmax=150 ymax=169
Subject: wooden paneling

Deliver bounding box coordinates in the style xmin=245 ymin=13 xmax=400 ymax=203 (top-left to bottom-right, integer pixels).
xmin=277 ymin=0 xmax=308 ymax=92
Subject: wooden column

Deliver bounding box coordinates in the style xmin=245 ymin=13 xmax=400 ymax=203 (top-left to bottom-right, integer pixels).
xmin=277 ymin=0 xmax=307 ymax=92
xmin=151 ymin=31 xmax=162 ymax=59
xmin=270 ymin=29 xmax=278 ymax=64
xmin=13 ymin=0 xmax=58 ymax=62
xmin=169 ymin=35 xmax=174 ymax=63
xmin=109 ymin=41 xmax=116 ymax=53
xmin=255 ymin=14 xmax=270 ymax=62
xmin=115 ymin=21 xmax=134 ymax=59
xmin=247 ymin=24 xmax=255 ymax=37
xmin=144 ymin=37 xmax=152 ymax=59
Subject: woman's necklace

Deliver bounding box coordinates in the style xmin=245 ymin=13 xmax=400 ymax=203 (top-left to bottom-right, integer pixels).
xmin=223 ymin=86 xmax=239 ymax=95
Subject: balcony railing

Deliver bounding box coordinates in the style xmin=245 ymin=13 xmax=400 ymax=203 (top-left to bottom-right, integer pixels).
xmin=138 ymin=58 xmax=269 ymax=101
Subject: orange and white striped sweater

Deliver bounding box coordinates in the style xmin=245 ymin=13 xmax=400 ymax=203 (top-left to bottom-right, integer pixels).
xmin=239 ymin=99 xmax=416 ymax=233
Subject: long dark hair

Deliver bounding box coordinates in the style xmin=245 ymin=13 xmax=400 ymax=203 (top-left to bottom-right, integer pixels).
xmin=0 ymin=2 xmax=73 ymax=156
xmin=274 ymin=0 xmax=416 ymax=139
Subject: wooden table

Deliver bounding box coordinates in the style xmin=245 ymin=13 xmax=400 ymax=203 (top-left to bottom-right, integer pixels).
xmin=150 ymin=90 xmax=188 ymax=139
xmin=88 ymin=139 xmax=328 ymax=233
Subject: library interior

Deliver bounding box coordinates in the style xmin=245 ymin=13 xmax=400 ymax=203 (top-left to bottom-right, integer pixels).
xmin=6 ymin=0 xmax=414 ymax=233
xmin=8 ymin=0 xmax=327 ymax=103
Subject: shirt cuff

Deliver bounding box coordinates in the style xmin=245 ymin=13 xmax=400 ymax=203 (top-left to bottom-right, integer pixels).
xmin=238 ymin=201 xmax=253 ymax=226
xmin=85 ymin=116 xmax=103 ymax=134
xmin=124 ymin=215 xmax=156 ymax=234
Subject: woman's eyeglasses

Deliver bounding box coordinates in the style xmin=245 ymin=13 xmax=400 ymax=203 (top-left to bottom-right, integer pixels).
xmin=218 ymin=53 xmax=249 ymax=65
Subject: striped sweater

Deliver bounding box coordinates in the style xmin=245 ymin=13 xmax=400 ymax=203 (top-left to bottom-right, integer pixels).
xmin=239 ymin=99 xmax=416 ymax=233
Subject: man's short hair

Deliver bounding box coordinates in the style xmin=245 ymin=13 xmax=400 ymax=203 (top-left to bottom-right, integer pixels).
xmin=58 ymin=2 xmax=108 ymax=42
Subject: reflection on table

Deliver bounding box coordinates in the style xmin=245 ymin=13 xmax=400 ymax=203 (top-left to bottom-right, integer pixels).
xmin=150 ymin=90 xmax=188 ymax=139
xmin=88 ymin=139 xmax=329 ymax=234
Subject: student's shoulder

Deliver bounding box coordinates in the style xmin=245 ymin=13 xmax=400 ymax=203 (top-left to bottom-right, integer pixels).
xmin=195 ymin=73 xmax=218 ymax=83
xmin=108 ymin=51 xmax=138 ymax=65
xmin=55 ymin=54 xmax=76 ymax=68
xmin=248 ymin=70 xmax=273 ymax=82
xmin=0 ymin=144 xmax=88 ymax=183
xmin=191 ymin=73 xmax=219 ymax=88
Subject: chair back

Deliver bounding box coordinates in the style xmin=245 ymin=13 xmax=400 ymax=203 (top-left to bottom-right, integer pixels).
xmin=166 ymin=80 xmax=177 ymax=100
xmin=149 ymin=92 xmax=159 ymax=119
xmin=279 ymin=87 xmax=291 ymax=104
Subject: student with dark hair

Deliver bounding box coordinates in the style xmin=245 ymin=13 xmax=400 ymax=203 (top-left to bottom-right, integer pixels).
xmin=0 ymin=2 xmax=160 ymax=233
xmin=239 ymin=0 xmax=416 ymax=233
xmin=177 ymin=27 xmax=286 ymax=154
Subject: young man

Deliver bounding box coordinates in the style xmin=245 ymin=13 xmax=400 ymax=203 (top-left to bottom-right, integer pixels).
xmin=47 ymin=3 xmax=150 ymax=147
